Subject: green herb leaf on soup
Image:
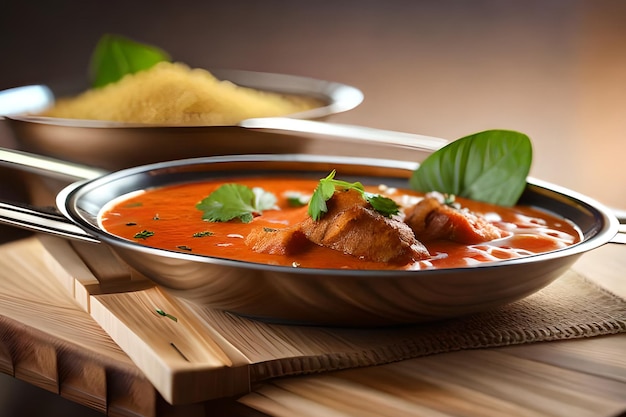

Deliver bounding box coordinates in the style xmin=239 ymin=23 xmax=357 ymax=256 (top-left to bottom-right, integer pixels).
xmin=196 ymin=184 xmax=277 ymax=223
xmin=308 ymin=171 xmax=339 ymax=220
xmin=134 ymin=230 xmax=154 ymax=240
xmin=308 ymin=170 xmax=400 ymax=220
xmin=409 ymin=129 xmax=532 ymax=206
xmin=90 ymin=34 xmax=170 ymax=88
xmin=192 ymin=231 xmax=214 ymax=238
xmin=364 ymin=193 xmax=403 ymax=215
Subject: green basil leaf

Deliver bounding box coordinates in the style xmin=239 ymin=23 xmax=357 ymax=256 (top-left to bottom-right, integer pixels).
xmin=409 ymin=130 xmax=532 ymax=206
xmin=89 ymin=34 xmax=170 ymax=88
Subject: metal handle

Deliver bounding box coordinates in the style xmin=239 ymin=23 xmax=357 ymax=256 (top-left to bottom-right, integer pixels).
xmin=612 ymin=209 xmax=626 ymax=244
xmin=0 ymin=146 xmax=104 ymax=242
xmin=240 ymin=117 xmax=449 ymax=153
xmin=0 ymin=85 xmax=53 ymax=118
xmin=0 ymin=147 xmax=106 ymax=182
xmin=0 ymin=201 xmax=99 ymax=243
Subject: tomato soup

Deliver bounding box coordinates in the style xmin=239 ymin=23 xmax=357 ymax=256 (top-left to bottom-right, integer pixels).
xmin=99 ymin=177 xmax=582 ymax=270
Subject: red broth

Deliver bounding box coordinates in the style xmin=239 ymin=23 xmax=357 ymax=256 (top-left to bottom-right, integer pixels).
xmin=99 ymin=177 xmax=582 ymax=270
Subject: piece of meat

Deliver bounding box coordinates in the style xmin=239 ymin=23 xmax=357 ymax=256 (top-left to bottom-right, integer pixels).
xmin=404 ymin=196 xmax=503 ymax=244
xmin=299 ymin=189 xmax=430 ymax=264
xmin=245 ymin=226 xmax=310 ymax=255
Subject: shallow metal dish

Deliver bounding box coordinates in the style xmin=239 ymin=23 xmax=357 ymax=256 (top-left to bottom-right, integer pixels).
xmin=1 ymin=69 xmax=364 ymax=170
xmin=0 ymin=151 xmax=619 ymax=327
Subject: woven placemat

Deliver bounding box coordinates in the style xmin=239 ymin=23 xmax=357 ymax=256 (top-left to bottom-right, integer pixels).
xmin=183 ymin=268 xmax=626 ymax=382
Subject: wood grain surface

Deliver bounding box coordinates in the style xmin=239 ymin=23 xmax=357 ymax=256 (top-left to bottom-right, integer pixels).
xmin=22 ymin=233 xmax=621 ymax=405
xmin=0 ymin=235 xmax=623 ymax=416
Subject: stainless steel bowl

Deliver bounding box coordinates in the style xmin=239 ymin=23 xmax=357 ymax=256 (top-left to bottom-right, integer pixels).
xmin=1 ymin=69 xmax=364 ymax=171
xmin=0 ymin=151 xmax=619 ymax=327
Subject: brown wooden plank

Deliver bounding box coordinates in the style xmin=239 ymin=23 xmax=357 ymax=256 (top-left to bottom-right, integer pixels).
xmin=34 ymin=233 xmax=626 ymax=407
xmin=499 ymin=334 xmax=626 ymax=383
xmin=240 ymin=349 xmax=626 ymax=417
xmin=57 ymin=354 xmax=108 ymax=415
xmin=12 ymin=333 xmax=58 ymax=393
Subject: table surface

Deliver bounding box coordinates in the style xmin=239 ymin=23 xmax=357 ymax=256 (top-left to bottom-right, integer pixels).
xmin=0 ymin=234 xmax=623 ymax=417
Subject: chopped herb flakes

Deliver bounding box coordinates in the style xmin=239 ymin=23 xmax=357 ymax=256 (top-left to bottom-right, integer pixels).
xmin=155 ymin=308 xmax=178 ymax=322
xmin=134 ymin=230 xmax=154 ymax=239
xmin=193 ymin=231 xmax=214 ymax=237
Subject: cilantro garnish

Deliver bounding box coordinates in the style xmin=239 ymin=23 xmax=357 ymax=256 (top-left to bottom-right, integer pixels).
xmin=196 ymin=184 xmax=277 ymax=223
xmin=308 ymin=170 xmax=400 ymax=221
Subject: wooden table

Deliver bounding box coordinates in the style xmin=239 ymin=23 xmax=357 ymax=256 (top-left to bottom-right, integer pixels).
xmin=0 ymin=230 xmax=623 ymax=417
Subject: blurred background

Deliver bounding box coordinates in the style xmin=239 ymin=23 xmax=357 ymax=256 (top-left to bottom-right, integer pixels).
xmin=0 ymin=1 xmax=625 ymax=415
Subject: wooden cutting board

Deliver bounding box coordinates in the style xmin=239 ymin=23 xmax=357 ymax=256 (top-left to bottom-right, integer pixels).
xmin=34 ymin=235 xmax=626 ymax=406
xmin=38 ymin=235 xmax=252 ymax=405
